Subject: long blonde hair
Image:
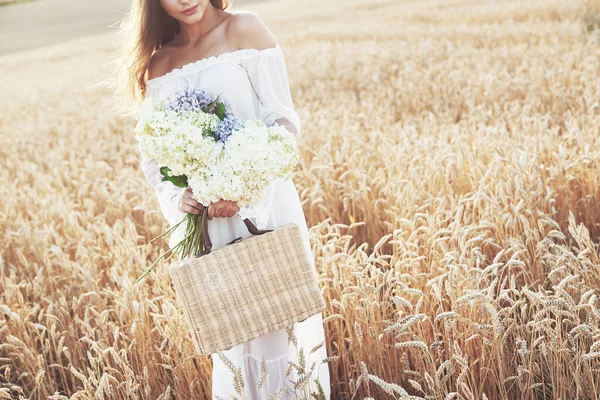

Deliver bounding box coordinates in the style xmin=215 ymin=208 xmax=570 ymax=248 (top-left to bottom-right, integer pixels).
xmin=110 ymin=0 xmax=231 ymax=116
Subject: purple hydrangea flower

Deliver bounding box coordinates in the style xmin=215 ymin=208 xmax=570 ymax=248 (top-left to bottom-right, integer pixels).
xmin=214 ymin=114 xmax=243 ymax=142
xmin=165 ymin=88 xmax=213 ymax=112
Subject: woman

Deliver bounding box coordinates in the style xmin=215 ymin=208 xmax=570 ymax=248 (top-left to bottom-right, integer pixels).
xmin=111 ymin=0 xmax=331 ymax=398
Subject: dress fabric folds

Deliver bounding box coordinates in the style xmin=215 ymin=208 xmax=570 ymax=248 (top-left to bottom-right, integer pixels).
xmin=140 ymin=44 xmax=331 ymax=399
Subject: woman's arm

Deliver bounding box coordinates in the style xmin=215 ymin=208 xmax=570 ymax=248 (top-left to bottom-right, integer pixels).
xmin=228 ymin=12 xmax=303 ymax=229
xmin=231 ymin=11 xmax=301 ymax=136
xmin=139 ymin=156 xmax=187 ymax=228
xmin=138 ymin=47 xmax=192 ymax=228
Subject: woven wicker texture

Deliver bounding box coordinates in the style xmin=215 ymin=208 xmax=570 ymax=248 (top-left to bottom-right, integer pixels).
xmin=169 ymin=221 xmax=326 ymax=355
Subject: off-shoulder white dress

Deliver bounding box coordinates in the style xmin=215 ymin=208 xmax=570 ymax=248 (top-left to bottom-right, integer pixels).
xmin=140 ymin=44 xmax=331 ymax=399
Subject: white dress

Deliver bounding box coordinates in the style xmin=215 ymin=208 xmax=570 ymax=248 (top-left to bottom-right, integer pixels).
xmin=140 ymin=44 xmax=331 ymax=400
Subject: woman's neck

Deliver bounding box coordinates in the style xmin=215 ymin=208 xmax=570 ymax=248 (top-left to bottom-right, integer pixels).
xmin=175 ymin=6 xmax=228 ymax=46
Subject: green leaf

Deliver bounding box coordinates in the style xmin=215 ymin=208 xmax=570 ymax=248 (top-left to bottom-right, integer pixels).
xmin=203 ymin=93 xmax=222 ymax=113
xmin=215 ymin=103 xmax=227 ymax=120
xmin=160 ymin=166 xmax=188 ymax=188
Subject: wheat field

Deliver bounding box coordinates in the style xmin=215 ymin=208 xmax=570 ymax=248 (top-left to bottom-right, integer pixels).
xmin=1 ymin=0 xmax=600 ymax=398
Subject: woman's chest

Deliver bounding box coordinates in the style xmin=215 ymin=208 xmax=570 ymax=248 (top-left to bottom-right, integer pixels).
xmin=150 ymin=63 xmax=259 ymax=120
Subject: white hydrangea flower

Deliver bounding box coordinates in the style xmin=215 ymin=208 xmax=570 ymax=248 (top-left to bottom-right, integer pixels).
xmin=134 ymin=95 xmax=300 ymax=210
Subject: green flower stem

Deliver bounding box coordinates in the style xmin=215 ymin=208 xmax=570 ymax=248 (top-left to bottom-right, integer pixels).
xmin=137 ymin=212 xmax=205 ymax=282
xmin=149 ymin=214 xmax=187 ymax=243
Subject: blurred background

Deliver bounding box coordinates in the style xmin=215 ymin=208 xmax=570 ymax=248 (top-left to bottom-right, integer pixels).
xmin=0 ymin=0 xmax=128 ymax=55
xmin=2 ymin=0 xmax=600 ymax=399
xmin=0 ymin=0 xmax=264 ymax=55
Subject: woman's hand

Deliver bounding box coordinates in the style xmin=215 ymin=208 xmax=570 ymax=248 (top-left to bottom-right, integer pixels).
xmin=178 ymin=187 xmax=205 ymax=215
xmin=177 ymin=188 xmax=239 ymax=219
xmin=207 ymin=199 xmax=240 ymax=219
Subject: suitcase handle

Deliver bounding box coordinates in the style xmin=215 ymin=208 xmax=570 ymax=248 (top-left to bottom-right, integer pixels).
xmin=196 ymin=205 xmax=273 ymax=257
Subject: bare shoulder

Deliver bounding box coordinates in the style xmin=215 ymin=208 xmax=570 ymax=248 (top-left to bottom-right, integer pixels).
xmin=227 ymin=10 xmax=278 ymax=50
xmin=147 ymin=46 xmax=173 ymax=81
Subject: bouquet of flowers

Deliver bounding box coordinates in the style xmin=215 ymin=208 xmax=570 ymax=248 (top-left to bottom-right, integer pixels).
xmin=134 ymin=87 xmax=300 ymax=282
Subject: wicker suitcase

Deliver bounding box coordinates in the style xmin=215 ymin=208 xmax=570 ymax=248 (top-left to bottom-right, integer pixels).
xmin=168 ymin=206 xmax=326 ymax=355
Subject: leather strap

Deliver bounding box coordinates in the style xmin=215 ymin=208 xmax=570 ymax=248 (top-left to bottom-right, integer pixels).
xmin=195 ymin=205 xmax=273 ymax=257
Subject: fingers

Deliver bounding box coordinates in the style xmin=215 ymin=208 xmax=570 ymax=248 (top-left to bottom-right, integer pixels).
xmin=227 ymin=202 xmax=240 ymax=217
xmin=207 ymin=200 xmax=240 ymax=219
xmin=182 ymin=199 xmax=204 ymax=215
xmin=179 ymin=188 xmax=205 ymax=214
xmin=219 ymin=200 xmax=238 ymax=218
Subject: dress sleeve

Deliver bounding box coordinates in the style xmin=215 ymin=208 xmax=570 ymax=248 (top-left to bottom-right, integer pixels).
xmin=237 ymin=45 xmax=302 ymax=229
xmin=243 ymin=45 xmax=301 ymax=137
xmin=139 ymin=154 xmax=187 ymax=229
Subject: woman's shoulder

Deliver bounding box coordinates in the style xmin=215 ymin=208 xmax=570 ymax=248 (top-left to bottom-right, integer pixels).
xmin=148 ymin=46 xmax=173 ymax=81
xmin=227 ymin=10 xmax=278 ymax=51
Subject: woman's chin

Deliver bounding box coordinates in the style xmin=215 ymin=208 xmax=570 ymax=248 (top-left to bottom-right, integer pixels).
xmin=176 ymin=13 xmax=205 ymax=25
xmin=172 ymin=4 xmax=207 ymax=24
